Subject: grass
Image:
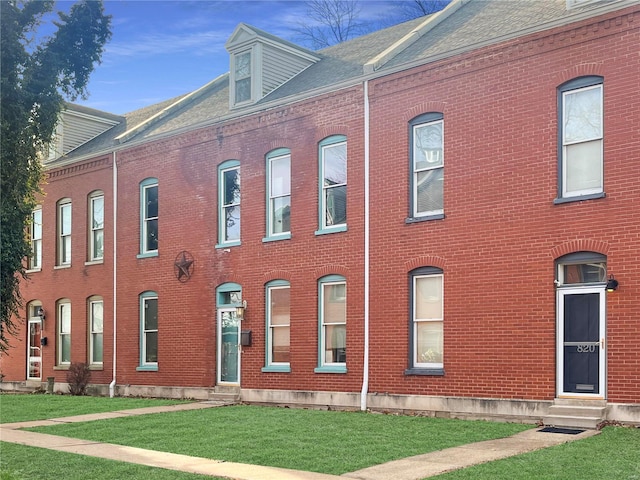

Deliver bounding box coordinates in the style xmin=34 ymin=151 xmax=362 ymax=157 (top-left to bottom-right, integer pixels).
xmin=0 ymin=442 xmax=222 ymax=480
xmin=2 ymin=394 xmax=638 ymax=480
xmin=23 ymin=404 xmax=531 ymax=475
xmin=431 ymin=426 xmax=640 ymax=480
xmin=0 ymin=393 xmax=187 ymax=423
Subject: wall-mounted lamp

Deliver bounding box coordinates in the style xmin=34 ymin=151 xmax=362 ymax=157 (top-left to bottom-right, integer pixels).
xmin=37 ymin=307 xmax=45 ymax=321
xmin=235 ymin=299 xmax=247 ymax=320
xmin=606 ymin=275 xmax=619 ymax=292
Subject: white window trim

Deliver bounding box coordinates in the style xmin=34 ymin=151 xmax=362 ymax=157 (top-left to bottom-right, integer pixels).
xmin=139 ymin=179 xmax=158 ymax=257
xmin=57 ymin=200 xmax=72 ymax=266
xmin=29 ymin=208 xmax=42 ymax=271
xmin=217 ymin=161 xmax=241 ymax=247
xmin=89 ymin=298 xmax=103 ymax=366
xmin=561 ymin=83 xmax=603 ymax=199
xmin=264 ymin=150 xmax=291 ymax=241
xmin=57 ymin=301 xmax=71 ymax=366
xmin=412 ymin=273 xmax=444 ymax=370
xmin=317 ymin=136 xmax=347 ymax=234
xmin=139 ymin=293 xmax=158 ymax=370
xmin=413 ymin=119 xmax=444 ymax=218
xmin=315 ymin=277 xmax=347 ymax=373
xmin=89 ymin=193 xmax=104 ymax=262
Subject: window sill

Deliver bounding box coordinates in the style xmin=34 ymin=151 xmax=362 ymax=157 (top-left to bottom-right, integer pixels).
xmin=89 ymin=364 xmax=103 ymax=371
xmin=315 ymin=225 xmax=347 ymax=235
xmin=84 ymin=260 xmax=104 ymax=266
xmin=553 ymin=192 xmax=605 ymax=205
xmin=404 ymin=367 xmax=444 ymax=376
xmin=137 ymin=252 xmax=158 ymax=259
xmin=405 ymin=213 xmax=445 ymax=224
xmin=314 ymin=365 xmax=347 ymax=374
xmin=262 ymin=365 xmax=291 ymax=373
xmin=136 ymin=365 xmax=158 ymax=372
xmin=262 ymin=233 xmax=291 ymax=243
xmin=26 ymin=268 xmax=42 ymax=274
xmin=53 ymin=365 xmax=70 ymax=371
xmin=215 ymin=241 xmax=241 ymax=249
xmin=54 ymin=265 xmax=71 ymax=270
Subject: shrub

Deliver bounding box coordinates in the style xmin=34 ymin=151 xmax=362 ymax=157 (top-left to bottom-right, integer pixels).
xmin=66 ymin=362 xmax=91 ymax=396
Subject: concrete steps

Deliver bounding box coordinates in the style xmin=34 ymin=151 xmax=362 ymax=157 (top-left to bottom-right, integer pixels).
xmin=543 ymin=399 xmax=606 ymax=429
xmin=207 ymin=385 xmax=241 ymax=404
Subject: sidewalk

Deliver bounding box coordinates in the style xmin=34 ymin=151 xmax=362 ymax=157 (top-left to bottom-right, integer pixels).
xmin=0 ymin=402 xmax=599 ymax=480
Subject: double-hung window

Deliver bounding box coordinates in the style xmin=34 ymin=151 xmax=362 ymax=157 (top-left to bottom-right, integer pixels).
xmin=317 ymin=136 xmax=347 ymax=234
xmin=557 ymin=76 xmax=604 ymax=202
xmin=263 ymin=281 xmax=291 ymax=372
xmin=139 ymin=178 xmax=158 ymax=256
xmin=139 ymin=291 xmax=158 ymax=370
xmin=234 ymin=51 xmax=252 ymax=104
xmin=89 ymin=297 xmax=103 ymax=366
xmin=29 ymin=208 xmax=42 ymax=270
xmin=409 ymin=113 xmax=444 ymax=220
xmin=265 ymin=149 xmax=291 ymax=240
xmin=407 ymin=267 xmax=444 ymax=375
xmin=218 ymin=160 xmax=241 ymax=246
xmin=57 ymin=300 xmax=71 ymax=366
xmin=57 ymin=199 xmax=72 ymax=266
xmin=315 ymin=275 xmax=346 ymax=373
xmin=89 ymin=192 xmax=104 ymax=261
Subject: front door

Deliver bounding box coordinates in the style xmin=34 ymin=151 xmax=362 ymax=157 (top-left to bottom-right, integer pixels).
xmin=557 ymin=287 xmax=605 ymax=397
xmin=217 ymin=308 xmax=240 ymax=384
xmin=27 ymin=318 xmax=42 ymax=381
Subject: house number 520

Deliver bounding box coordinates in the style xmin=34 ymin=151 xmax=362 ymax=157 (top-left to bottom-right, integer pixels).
xmin=577 ymin=344 xmax=597 ymax=353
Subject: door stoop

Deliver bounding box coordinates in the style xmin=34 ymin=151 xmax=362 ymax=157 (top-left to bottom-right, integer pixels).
xmin=543 ymin=398 xmax=606 ymax=429
xmin=208 ymin=385 xmax=241 ymax=404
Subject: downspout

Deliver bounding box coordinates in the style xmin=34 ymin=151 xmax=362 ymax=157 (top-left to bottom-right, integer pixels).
xmin=360 ymin=80 xmax=370 ymax=411
xmin=109 ymin=151 xmax=117 ymax=398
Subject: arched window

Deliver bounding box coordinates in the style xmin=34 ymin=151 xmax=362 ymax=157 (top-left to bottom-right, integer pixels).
xmin=263 ymin=280 xmax=290 ymax=372
xmin=264 ymin=148 xmax=291 ymax=241
xmin=88 ymin=190 xmax=104 ymax=262
xmin=317 ymin=135 xmax=347 ymax=234
xmin=138 ymin=291 xmax=158 ymax=370
xmin=217 ymin=160 xmax=241 ymax=247
xmin=139 ymin=178 xmax=158 ymax=256
xmin=315 ymin=275 xmax=347 ymax=373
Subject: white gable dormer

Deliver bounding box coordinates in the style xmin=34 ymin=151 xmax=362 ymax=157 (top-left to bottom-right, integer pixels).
xmin=225 ymin=23 xmax=320 ymax=109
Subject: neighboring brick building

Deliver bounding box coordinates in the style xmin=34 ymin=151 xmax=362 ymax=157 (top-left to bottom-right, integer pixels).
xmin=2 ymin=0 xmax=638 ymax=427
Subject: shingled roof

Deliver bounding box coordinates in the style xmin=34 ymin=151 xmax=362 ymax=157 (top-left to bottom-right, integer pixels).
xmin=50 ymin=0 xmax=636 ymax=166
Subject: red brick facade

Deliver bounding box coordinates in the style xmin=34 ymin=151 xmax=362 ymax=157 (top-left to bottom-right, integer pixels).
xmin=2 ymin=3 xmax=638 ymax=423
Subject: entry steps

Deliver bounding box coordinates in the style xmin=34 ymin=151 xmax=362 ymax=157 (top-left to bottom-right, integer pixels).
xmin=543 ymin=399 xmax=606 ymax=430
xmin=207 ymin=385 xmax=241 ymax=404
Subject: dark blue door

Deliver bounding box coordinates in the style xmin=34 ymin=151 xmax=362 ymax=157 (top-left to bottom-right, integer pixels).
xmin=563 ymin=293 xmax=600 ymax=394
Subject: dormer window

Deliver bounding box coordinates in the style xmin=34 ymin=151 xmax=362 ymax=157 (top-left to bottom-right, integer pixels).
xmin=226 ymin=23 xmax=320 ymax=109
xmin=234 ymin=51 xmax=252 ymax=104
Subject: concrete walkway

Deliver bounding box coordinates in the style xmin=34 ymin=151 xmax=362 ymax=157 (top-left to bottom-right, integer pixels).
xmin=0 ymin=402 xmax=599 ymax=480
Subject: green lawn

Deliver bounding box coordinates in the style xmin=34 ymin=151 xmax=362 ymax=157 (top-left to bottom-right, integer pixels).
xmin=23 ymin=403 xmax=531 ymax=475
xmin=0 ymin=393 xmax=187 ymax=423
xmin=432 ymin=426 xmax=640 ymax=480
xmin=2 ymin=394 xmax=638 ymax=480
xmin=0 ymin=443 xmax=221 ymax=480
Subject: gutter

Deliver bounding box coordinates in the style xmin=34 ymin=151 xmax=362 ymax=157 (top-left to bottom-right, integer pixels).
xmin=360 ymin=80 xmax=371 ymax=411
xmin=109 ymin=151 xmax=117 ymax=398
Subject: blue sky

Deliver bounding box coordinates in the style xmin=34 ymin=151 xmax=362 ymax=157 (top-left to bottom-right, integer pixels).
xmin=50 ymin=1 xmax=422 ymax=115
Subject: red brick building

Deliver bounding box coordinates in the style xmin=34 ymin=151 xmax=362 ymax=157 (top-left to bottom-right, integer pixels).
xmin=2 ymin=0 xmax=638 ymax=427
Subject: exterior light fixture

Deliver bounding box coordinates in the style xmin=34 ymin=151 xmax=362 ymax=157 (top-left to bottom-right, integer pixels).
xmin=235 ymin=300 xmax=247 ymax=320
xmin=606 ymin=275 xmax=619 ymax=292
xmin=37 ymin=307 xmax=45 ymax=320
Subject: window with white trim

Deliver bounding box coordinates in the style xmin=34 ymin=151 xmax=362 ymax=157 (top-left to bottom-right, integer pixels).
xmin=89 ymin=192 xmax=104 ymax=261
xmin=89 ymin=297 xmax=103 ymax=365
xmin=557 ymin=76 xmax=604 ymax=202
xmin=316 ymin=275 xmax=346 ymax=373
xmin=29 ymin=208 xmax=42 ymax=270
xmin=57 ymin=300 xmax=71 ymax=366
xmin=265 ymin=149 xmax=291 ymax=240
xmin=57 ymin=199 xmax=72 ymax=265
xmin=139 ymin=178 xmax=158 ymax=256
xmin=218 ymin=160 xmax=241 ymax=246
xmin=408 ymin=267 xmax=444 ymax=374
xmin=264 ymin=281 xmax=290 ymax=371
xmin=139 ymin=291 xmax=158 ymax=369
xmin=318 ymin=136 xmax=347 ymax=233
xmin=409 ymin=113 xmax=444 ymax=220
